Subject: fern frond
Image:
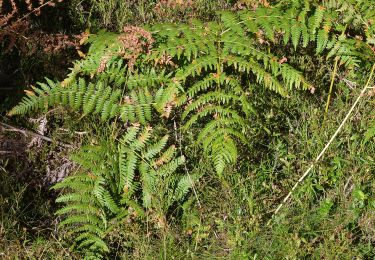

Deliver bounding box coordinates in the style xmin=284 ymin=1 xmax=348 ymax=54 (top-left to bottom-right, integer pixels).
xmin=55 ymin=193 xmax=94 ymax=204
xmin=75 ymin=233 xmax=109 ymax=252
xmin=211 ymin=135 xmax=237 ymax=176
xmin=52 ymin=145 xmax=117 ymax=257
xmin=174 ymin=174 xmax=197 ymax=201
xmin=291 ymin=22 xmax=302 ymax=50
xmin=55 ymin=204 xmax=102 ymax=216
xmin=156 ymin=156 xmax=185 ymax=178
xmin=175 ymin=55 xmax=218 ymax=80
xmin=220 ymin=11 xmax=244 ymax=36
xmin=182 ymin=91 xmax=242 ymax=118
xmin=310 ymin=6 xmax=325 ymax=35
xmin=316 ymin=29 xmax=329 ymax=54
xmin=143 ymin=135 xmax=169 ymax=160
xmin=10 ymin=76 xmax=158 ymax=125
xmin=119 ymin=145 xmax=137 ymax=195
xmin=116 ymin=127 xmax=188 ymax=211
xmin=59 ymin=214 xmax=105 ymax=228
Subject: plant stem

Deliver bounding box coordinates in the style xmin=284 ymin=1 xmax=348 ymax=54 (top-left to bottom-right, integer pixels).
xmin=270 ymin=63 xmax=375 ymax=220
xmin=323 ymin=24 xmax=348 ymax=123
xmin=163 ymin=232 xmax=167 ymax=260
xmin=323 ymin=57 xmax=339 ymax=122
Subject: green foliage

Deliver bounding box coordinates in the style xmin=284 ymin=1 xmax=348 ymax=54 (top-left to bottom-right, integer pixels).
xmin=7 ymin=1 xmax=375 ymax=258
xmin=68 ymin=0 xmax=233 ymax=31
xmin=8 ymin=67 xmax=178 ymax=126
xmin=118 ymin=126 xmax=192 ymax=210
xmin=10 ymin=78 xmax=120 ymax=120
xmin=149 ymin=11 xmax=311 ymax=174
xmin=11 ymin=1 xmax=375 ymax=175
xmin=52 ymin=144 xmax=116 ymax=257
xmin=363 ymin=119 xmax=375 ymax=144
xmin=239 ymin=0 xmax=374 ymax=68
xmin=52 ymin=126 xmax=190 ymax=257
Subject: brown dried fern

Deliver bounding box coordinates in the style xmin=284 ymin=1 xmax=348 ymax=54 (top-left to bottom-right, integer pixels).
xmin=0 ymin=0 xmax=66 ymax=53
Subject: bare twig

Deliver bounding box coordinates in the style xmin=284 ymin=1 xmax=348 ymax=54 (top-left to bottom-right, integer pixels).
xmin=270 ymin=63 xmax=375 ymax=219
xmin=0 ymin=121 xmax=72 ymax=148
xmin=340 ymin=77 xmax=357 ymax=89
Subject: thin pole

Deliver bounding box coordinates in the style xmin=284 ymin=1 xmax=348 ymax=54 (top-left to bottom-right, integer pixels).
xmin=271 ymin=63 xmax=375 ymax=218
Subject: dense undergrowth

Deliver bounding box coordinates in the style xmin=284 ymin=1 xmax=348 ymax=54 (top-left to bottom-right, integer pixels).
xmin=1 ymin=0 xmax=374 ymax=259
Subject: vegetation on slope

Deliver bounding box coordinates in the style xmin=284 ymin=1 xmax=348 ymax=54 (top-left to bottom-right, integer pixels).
xmin=1 ymin=0 xmax=374 ymax=258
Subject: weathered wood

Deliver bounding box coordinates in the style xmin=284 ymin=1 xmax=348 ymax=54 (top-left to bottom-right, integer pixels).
xmin=0 ymin=121 xmax=72 ymax=148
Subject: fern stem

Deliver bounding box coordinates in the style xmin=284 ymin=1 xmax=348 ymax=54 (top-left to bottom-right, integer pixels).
xmin=270 ymin=63 xmax=375 ymax=221
xmin=163 ymin=233 xmax=167 ymax=260
xmin=323 ymin=24 xmax=348 ymax=122
xmin=173 ymin=120 xmax=201 ymax=208
xmin=173 ymin=120 xmax=202 ymax=252
xmin=323 ymin=57 xmax=339 ymax=122
xmin=111 ymin=70 xmax=131 ymax=139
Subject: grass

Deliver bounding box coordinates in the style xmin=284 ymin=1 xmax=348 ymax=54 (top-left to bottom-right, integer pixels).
xmin=69 ymin=0 xmax=238 ymax=32
xmin=0 ymin=158 xmax=74 ymax=258
xmin=173 ymin=85 xmax=374 ymax=258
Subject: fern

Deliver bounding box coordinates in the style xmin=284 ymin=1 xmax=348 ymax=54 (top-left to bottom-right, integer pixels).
xmin=11 ymin=4 xmax=372 ymax=175
xmin=9 ymin=3 xmax=374 ymax=257
xmin=118 ymin=126 xmax=190 ymax=208
xmin=9 ymin=75 xmax=166 ymax=125
xmin=150 ymin=12 xmax=310 ymax=174
xmin=237 ymin=1 xmax=374 ymax=68
xmin=53 ymin=127 xmax=191 ymax=257
xmin=52 ymin=145 xmax=115 ymax=257
xmin=310 ymin=5 xmax=325 ymax=36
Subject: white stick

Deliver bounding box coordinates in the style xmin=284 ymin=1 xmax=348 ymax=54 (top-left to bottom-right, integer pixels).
xmin=272 ymin=63 xmax=375 ymax=218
